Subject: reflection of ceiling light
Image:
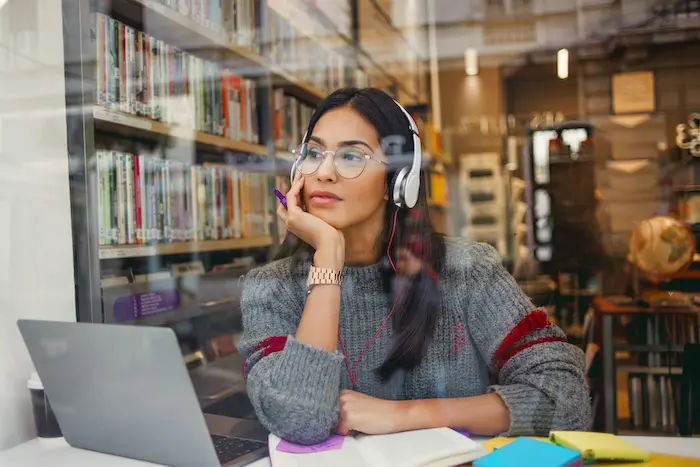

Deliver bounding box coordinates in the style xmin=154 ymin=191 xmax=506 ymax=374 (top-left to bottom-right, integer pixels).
xmin=0 ymin=0 xmax=6 ymax=8
xmin=465 ymin=48 xmax=478 ymax=76
xmin=557 ymin=48 xmax=569 ymax=79
xmin=607 ymin=159 xmax=651 ymax=174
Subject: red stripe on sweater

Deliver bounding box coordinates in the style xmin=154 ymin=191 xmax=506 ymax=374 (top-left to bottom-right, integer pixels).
xmin=241 ymin=335 xmax=289 ymax=384
xmin=497 ymin=336 xmax=568 ymax=371
xmin=493 ymin=310 xmax=551 ymax=369
xmin=258 ymin=335 xmax=288 ymax=357
xmin=253 ymin=335 xmax=286 ymax=352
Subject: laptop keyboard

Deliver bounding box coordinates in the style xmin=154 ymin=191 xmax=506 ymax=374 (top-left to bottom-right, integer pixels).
xmin=211 ymin=434 xmax=266 ymax=465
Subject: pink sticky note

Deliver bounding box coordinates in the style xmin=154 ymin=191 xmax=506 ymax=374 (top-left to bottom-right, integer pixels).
xmin=276 ymin=435 xmax=345 ymax=454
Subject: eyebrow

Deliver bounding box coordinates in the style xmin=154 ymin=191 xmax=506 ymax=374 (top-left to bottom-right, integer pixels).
xmin=308 ymin=136 xmax=374 ymax=152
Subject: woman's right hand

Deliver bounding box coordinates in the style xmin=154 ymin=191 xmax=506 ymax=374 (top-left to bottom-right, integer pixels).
xmin=278 ymin=175 xmax=345 ymax=269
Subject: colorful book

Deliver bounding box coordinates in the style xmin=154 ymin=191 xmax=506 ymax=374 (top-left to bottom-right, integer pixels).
xmin=549 ymin=431 xmax=651 ymax=462
xmin=474 ymin=437 xmax=582 ymax=467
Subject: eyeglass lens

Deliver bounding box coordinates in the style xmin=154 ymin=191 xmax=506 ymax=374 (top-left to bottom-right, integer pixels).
xmin=297 ymin=146 xmax=368 ymax=179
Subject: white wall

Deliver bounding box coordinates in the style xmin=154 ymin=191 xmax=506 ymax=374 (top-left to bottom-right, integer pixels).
xmin=0 ymin=0 xmax=76 ymax=450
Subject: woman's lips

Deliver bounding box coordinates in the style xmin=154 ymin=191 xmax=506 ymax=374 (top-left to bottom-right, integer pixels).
xmin=309 ymin=196 xmax=341 ymax=207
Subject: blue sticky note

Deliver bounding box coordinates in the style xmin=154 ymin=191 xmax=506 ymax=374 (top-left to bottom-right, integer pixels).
xmin=474 ymin=437 xmax=583 ymax=467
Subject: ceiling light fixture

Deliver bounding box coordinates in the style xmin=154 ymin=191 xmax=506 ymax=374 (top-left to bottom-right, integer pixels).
xmin=465 ymin=48 xmax=478 ymax=76
xmin=557 ymin=48 xmax=569 ymax=80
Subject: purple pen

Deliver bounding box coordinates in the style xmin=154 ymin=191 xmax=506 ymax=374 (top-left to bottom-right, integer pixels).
xmin=273 ymin=189 xmax=287 ymax=209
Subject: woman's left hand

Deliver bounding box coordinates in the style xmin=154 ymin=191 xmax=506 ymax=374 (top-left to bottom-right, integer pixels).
xmin=336 ymin=390 xmax=403 ymax=436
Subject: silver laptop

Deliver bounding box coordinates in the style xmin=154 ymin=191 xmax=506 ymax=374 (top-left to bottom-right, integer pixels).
xmin=17 ymin=319 xmax=268 ymax=467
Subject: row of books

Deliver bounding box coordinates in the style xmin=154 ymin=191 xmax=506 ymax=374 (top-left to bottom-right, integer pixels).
xmin=96 ymin=149 xmax=272 ymax=246
xmin=273 ymin=89 xmax=314 ymax=151
xmin=93 ymin=13 xmax=259 ymax=143
xmin=156 ymin=0 xmax=364 ymax=95
xmin=155 ymin=0 xmax=259 ymax=51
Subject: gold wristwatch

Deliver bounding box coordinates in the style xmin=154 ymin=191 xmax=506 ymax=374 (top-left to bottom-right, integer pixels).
xmin=306 ymin=266 xmax=343 ymax=294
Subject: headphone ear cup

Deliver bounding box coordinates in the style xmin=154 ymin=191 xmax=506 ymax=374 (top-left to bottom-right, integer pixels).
xmin=403 ymin=172 xmax=420 ymax=209
xmin=391 ymin=168 xmax=408 ymax=208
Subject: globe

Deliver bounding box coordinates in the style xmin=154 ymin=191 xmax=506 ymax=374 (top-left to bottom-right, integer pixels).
xmin=627 ymin=215 xmax=696 ymax=282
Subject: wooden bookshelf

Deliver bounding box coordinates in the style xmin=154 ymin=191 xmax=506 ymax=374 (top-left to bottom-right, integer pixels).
xmin=93 ymin=106 xmax=268 ymax=155
xmin=99 ymin=236 xmax=273 ymax=259
xmin=113 ymin=0 xmax=326 ymax=106
xmin=118 ymin=0 xmax=267 ymax=67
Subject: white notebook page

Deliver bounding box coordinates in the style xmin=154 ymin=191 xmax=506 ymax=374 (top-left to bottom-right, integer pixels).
xmin=356 ymin=428 xmax=484 ymax=467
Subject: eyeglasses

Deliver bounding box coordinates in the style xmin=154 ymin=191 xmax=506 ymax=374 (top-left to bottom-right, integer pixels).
xmin=292 ymin=144 xmax=388 ymax=180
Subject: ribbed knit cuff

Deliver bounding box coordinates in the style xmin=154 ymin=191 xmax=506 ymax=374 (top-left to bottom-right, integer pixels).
xmin=274 ymin=336 xmax=344 ymax=407
xmin=488 ymin=384 xmax=554 ymax=437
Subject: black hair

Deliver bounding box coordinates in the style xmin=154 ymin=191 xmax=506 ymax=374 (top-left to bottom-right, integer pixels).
xmin=278 ymin=87 xmax=446 ymax=382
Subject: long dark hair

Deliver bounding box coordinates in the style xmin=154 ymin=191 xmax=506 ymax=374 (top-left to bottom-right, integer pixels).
xmin=279 ymin=87 xmax=446 ymax=382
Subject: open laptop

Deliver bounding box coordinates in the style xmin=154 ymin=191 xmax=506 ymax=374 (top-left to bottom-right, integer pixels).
xmin=17 ymin=319 xmax=269 ymax=467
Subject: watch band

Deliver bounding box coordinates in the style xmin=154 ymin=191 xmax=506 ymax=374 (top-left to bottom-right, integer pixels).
xmin=306 ymin=266 xmax=343 ymax=294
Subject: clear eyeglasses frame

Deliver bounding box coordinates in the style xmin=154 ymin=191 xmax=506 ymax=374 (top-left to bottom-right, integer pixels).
xmin=291 ymin=143 xmax=388 ymax=180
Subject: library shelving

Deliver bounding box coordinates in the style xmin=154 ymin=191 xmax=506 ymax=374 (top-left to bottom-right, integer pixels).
xmin=93 ymin=106 xmax=269 ymax=155
xmin=99 ymin=236 xmax=273 ymax=260
xmin=63 ymin=0 xmax=425 ymax=337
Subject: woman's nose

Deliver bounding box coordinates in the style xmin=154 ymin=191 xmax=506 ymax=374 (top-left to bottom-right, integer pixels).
xmin=316 ymin=152 xmax=337 ymax=181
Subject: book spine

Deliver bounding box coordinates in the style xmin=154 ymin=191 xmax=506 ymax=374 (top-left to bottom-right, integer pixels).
xmin=96 ymin=14 xmax=106 ymax=107
xmin=96 ymin=150 xmax=105 ymax=245
xmin=125 ymin=153 xmax=135 ymax=244
xmin=142 ymin=156 xmax=151 ymax=243
xmin=116 ymin=20 xmax=124 ymax=112
xmin=158 ymin=160 xmax=170 ymax=241
xmin=136 ymin=30 xmax=145 ymax=116
xmin=177 ymin=162 xmax=185 ymax=241
xmin=108 ymin=151 xmax=117 ymax=244
xmin=115 ymin=151 xmax=125 ymax=244
xmin=150 ymin=159 xmax=158 ymax=242
xmin=143 ymin=34 xmax=151 ymax=119
xmin=135 ymin=154 xmax=144 ymax=244
xmin=198 ymin=167 xmax=207 ymax=240
xmin=226 ymin=168 xmax=233 ymax=238
xmin=163 ymin=160 xmax=171 ymax=242
xmin=232 ymin=169 xmax=241 ymax=238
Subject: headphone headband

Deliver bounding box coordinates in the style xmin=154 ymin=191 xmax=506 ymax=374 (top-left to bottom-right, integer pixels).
xmin=391 ymin=100 xmax=422 ymax=208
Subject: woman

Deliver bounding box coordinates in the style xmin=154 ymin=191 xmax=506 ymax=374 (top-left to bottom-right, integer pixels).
xmin=239 ymin=88 xmax=590 ymax=445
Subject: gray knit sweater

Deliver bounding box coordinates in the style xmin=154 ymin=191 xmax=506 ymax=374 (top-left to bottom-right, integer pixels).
xmin=239 ymin=238 xmax=590 ymax=445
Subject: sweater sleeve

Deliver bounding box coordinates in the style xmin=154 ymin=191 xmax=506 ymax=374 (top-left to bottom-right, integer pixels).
xmin=238 ymin=264 xmax=344 ymax=445
xmin=463 ymin=243 xmax=591 ymax=436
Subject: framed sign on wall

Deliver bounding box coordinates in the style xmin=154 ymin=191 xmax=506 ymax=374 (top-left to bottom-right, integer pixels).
xmin=612 ymin=71 xmax=655 ymax=115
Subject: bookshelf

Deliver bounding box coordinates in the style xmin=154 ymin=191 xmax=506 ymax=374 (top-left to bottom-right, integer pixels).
xmin=94 ymin=106 xmax=269 ymax=154
xmin=63 ymin=0 xmax=426 ymax=335
xmin=99 ymin=236 xmax=273 ymax=259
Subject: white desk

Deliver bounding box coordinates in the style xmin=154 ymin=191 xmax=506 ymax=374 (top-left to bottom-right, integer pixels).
xmin=1 ymin=435 xmax=698 ymax=466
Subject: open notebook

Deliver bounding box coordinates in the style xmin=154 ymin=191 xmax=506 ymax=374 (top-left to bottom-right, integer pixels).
xmin=268 ymin=428 xmax=489 ymax=467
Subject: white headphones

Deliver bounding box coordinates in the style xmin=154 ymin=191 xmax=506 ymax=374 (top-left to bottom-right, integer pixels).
xmin=291 ymin=99 xmax=422 ymax=209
